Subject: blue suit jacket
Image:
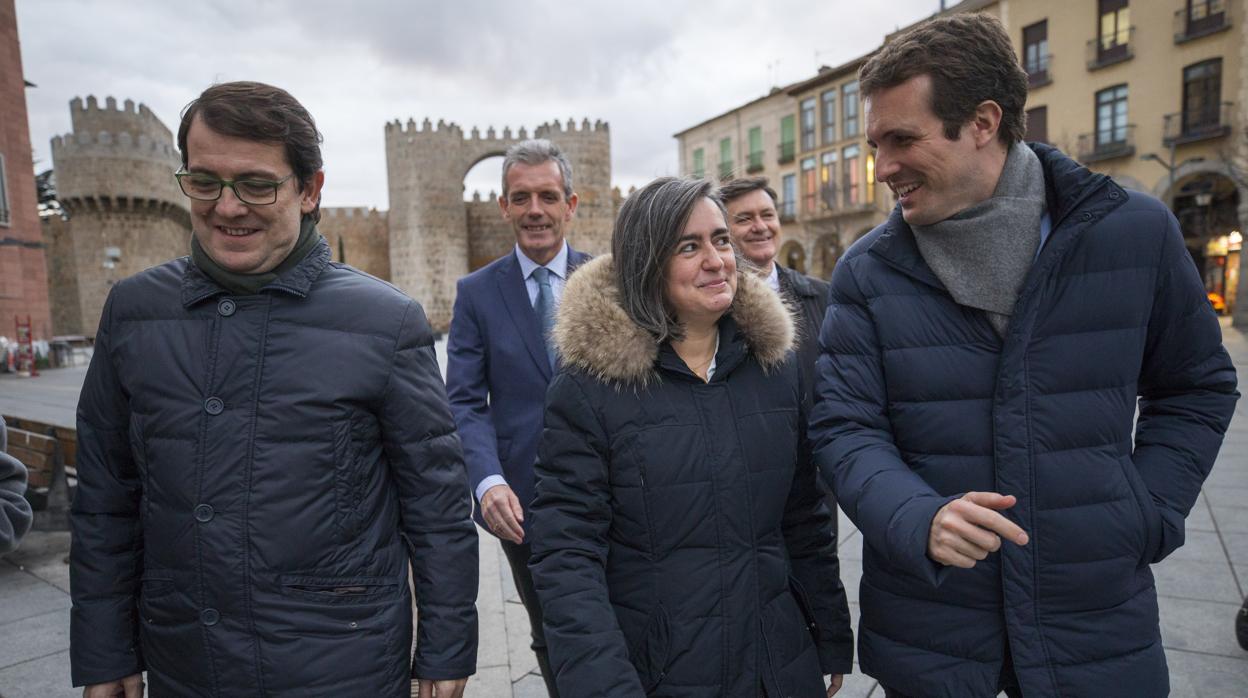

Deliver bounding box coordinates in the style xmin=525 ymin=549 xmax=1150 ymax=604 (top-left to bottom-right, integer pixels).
xmin=446 ymin=247 xmax=591 ymax=534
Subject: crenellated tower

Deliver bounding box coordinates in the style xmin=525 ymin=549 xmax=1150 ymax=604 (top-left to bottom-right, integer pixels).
xmin=384 ymin=116 xmax=612 ymax=332
xmin=45 ymin=95 xmax=189 ymax=335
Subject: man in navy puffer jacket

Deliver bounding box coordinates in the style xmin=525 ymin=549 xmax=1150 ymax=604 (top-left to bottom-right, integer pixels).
xmin=810 ymin=13 xmax=1238 ymax=698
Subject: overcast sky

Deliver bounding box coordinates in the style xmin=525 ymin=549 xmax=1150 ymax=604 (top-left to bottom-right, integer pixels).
xmin=16 ymin=0 xmax=940 ymax=210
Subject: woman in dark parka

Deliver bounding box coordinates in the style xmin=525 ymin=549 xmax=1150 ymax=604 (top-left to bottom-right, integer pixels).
xmin=529 ymin=177 xmax=853 ymax=697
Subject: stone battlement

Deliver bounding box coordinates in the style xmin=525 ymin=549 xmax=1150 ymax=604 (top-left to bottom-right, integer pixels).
xmin=68 ymin=95 xmax=174 ymax=145
xmin=50 ymin=129 xmax=179 ymax=162
xmin=386 ymin=117 xmax=608 ymax=140
xmin=321 ymin=206 xmax=387 ymax=219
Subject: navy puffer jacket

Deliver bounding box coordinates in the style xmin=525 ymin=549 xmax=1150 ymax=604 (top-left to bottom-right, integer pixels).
xmin=531 ymin=256 xmax=853 ymax=697
xmin=70 ymin=240 xmax=478 ymax=697
xmin=810 ymin=144 xmax=1237 ymax=697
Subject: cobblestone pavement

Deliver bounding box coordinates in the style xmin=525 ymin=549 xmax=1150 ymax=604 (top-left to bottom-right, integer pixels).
xmin=2 ymin=331 xmax=1246 ymax=697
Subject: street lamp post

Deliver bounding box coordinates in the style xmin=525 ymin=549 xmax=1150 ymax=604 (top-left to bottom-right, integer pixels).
xmin=1139 ymin=145 xmax=1204 ymax=206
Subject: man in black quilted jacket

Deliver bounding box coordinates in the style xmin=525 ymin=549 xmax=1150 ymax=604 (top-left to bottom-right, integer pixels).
xmin=70 ymin=81 xmax=477 ymax=698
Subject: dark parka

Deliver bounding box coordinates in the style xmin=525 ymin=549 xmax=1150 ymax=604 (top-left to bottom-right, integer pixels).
xmin=810 ymin=144 xmax=1238 ymax=697
xmin=776 ymin=265 xmax=830 ymax=412
xmin=69 ymin=241 xmax=479 ymax=697
xmin=530 ymin=256 xmax=852 ymax=697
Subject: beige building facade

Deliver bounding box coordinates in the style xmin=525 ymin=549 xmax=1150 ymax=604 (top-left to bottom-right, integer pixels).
xmin=1002 ymin=0 xmax=1246 ymax=317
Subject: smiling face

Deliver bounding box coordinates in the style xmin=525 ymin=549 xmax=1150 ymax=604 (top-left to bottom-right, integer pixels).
xmin=664 ymin=197 xmax=737 ymax=329
xmin=186 ymin=115 xmax=322 ymax=274
xmin=725 ymin=188 xmax=782 ymax=272
xmin=865 ymin=74 xmax=1001 ymax=226
xmin=499 ymin=160 xmax=578 ymax=266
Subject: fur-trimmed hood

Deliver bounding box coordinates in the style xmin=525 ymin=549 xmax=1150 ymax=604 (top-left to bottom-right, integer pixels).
xmin=553 ymin=254 xmax=795 ymax=384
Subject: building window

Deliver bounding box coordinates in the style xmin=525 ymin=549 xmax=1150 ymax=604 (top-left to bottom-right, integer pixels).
xmin=842 ymin=144 xmax=861 ymax=206
xmin=801 ymin=98 xmax=817 ymax=151
xmin=718 ymin=137 xmax=734 ymax=180
xmin=747 ymin=126 xmax=764 ymax=172
xmin=0 ymin=154 xmax=10 ymax=227
xmin=692 ymin=148 xmax=704 ymax=178
xmin=865 ymin=153 xmax=875 ymax=204
xmin=781 ymin=174 xmax=797 ymax=221
xmin=779 ymin=115 xmax=796 ymax=163
xmin=1025 ymin=106 xmax=1049 ymax=144
xmin=1179 ymin=0 xmax=1228 ymax=41
xmin=820 ymin=151 xmax=838 ymax=210
xmin=1182 ymin=58 xmax=1223 ymax=134
xmin=801 ymin=157 xmax=817 ymax=214
xmin=1095 ymin=84 xmax=1129 ymax=147
xmin=821 ymin=89 xmax=837 ymax=144
xmin=842 ymin=81 xmax=860 ymax=137
xmin=1096 ymin=0 xmax=1131 ymax=64
xmin=1023 ymin=21 xmax=1050 ymax=88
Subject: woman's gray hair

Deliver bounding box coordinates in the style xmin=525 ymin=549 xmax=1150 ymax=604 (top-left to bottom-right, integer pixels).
xmin=501 ymin=139 xmax=574 ymax=198
xmin=612 ymin=176 xmax=729 ymax=343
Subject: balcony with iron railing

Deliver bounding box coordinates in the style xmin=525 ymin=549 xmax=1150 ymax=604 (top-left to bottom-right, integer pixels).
xmin=1026 ymin=53 xmax=1052 ymax=89
xmin=779 ymin=200 xmax=796 ymax=222
xmin=1077 ymin=124 xmax=1136 ymax=163
xmin=747 ymin=151 xmax=765 ymax=173
xmin=778 ymin=142 xmax=796 ymax=164
xmin=1086 ymin=27 xmax=1134 ymax=70
xmin=1174 ymin=1 xmax=1231 ymax=43
xmin=1164 ymin=102 xmax=1234 ymax=146
xmin=718 ymin=160 xmax=735 ymax=180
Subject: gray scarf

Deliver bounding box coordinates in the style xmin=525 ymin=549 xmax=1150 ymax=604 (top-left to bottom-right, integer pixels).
xmin=912 ymin=142 xmax=1046 ymax=336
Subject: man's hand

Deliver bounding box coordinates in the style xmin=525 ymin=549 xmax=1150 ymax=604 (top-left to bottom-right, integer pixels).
xmin=83 ymin=674 xmax=143 ymax=698
xmin=481 ymin=484 xmax=525 ymax=544
xmin=928 ymin=492 xmax=1030 ymax=568
xmin=827 ymin=674 xmax=844 ymax=696
xmin=417 ymin=677 xmax=468 ymax=698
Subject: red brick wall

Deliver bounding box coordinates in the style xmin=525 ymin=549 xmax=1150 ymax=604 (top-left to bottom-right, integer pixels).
xmin=0 ymin=0 xmax=51 ymax=341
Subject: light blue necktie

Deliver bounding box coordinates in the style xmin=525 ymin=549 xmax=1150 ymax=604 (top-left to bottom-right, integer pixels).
xmin=532 ymin=266 xmax=557 ymax=369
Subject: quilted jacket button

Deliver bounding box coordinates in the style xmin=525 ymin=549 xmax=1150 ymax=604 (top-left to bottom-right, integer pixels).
xmin=204 ymin=397 xmax=224 ymax=415
xmin=217 ymin=299 xmax=236 ymax=317
xmin=201 ymin=608 xmax=220 ymax=626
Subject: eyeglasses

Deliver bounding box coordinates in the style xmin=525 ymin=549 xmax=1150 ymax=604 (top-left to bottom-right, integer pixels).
xmin=175 ymin=170 xmax=295 ymax=205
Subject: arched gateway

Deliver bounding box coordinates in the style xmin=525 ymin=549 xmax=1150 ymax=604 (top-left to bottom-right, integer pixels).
xmin=385 ymin=118 xmax=614 ymax=331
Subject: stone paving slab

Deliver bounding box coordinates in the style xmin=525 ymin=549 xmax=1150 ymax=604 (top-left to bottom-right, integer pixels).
xmin=0 ymin=649 xmax=76 ymax=698
xmin=1154 ymin=557 xmax=1243 ymax=604
xmin=0 ymin=609 xmax=70 ymax=674
xmin=1168 ymin=649 xmax=1248 ymax=698
xmin=1159 ymin=597 xmax=1248 ymax=658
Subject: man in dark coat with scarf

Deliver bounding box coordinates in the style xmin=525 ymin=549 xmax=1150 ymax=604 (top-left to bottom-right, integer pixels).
xmin=70 ymin=81 xmax=478 ymax=698
xmin=810 ymin=13 xmax=1238 ymax=698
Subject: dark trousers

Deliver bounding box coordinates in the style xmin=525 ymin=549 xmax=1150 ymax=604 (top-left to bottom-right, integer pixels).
xmin=501 ymin=539 xmax=560 ymax=698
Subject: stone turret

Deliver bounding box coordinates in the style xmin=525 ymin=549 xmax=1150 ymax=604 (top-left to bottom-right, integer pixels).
xmin=45 ymin=95 xmax=190 ymax=336
xmin=385 ymin=116 xmax=612 ymax=331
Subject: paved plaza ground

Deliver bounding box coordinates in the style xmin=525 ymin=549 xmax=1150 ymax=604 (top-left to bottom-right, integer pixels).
xmin=1 ymin=331 xmax=1247 ymax=697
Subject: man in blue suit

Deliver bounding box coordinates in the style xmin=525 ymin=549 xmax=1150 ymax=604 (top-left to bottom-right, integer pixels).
xmin=446 ymin=139 xmax=588 ymax=698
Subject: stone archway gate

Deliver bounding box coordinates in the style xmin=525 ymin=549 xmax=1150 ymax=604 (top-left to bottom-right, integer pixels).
xmin=385 ymin=117 xmax=613 ymax=331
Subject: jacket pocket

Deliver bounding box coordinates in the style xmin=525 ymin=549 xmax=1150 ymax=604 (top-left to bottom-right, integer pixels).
xmin=279 ymin=574 xmax=398 ymax=604
xmin=627 ymin=604 xmax=672 ymax=694
xmin=787 ymin=574 xmax=820 ymax=643
xmin=1117 ymin=455 xmax=1161 ymax=567
xmin=332 ymin=417 xmax=379 ymax=542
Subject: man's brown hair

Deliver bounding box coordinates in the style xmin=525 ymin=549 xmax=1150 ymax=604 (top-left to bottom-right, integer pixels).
xmin=858 ymin=13 xmax=1028 ymax=145
xmin=718 ymin=176 xmax=778 ymax=206
xmin=178 ymin=81 xmax=324 ymax=220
